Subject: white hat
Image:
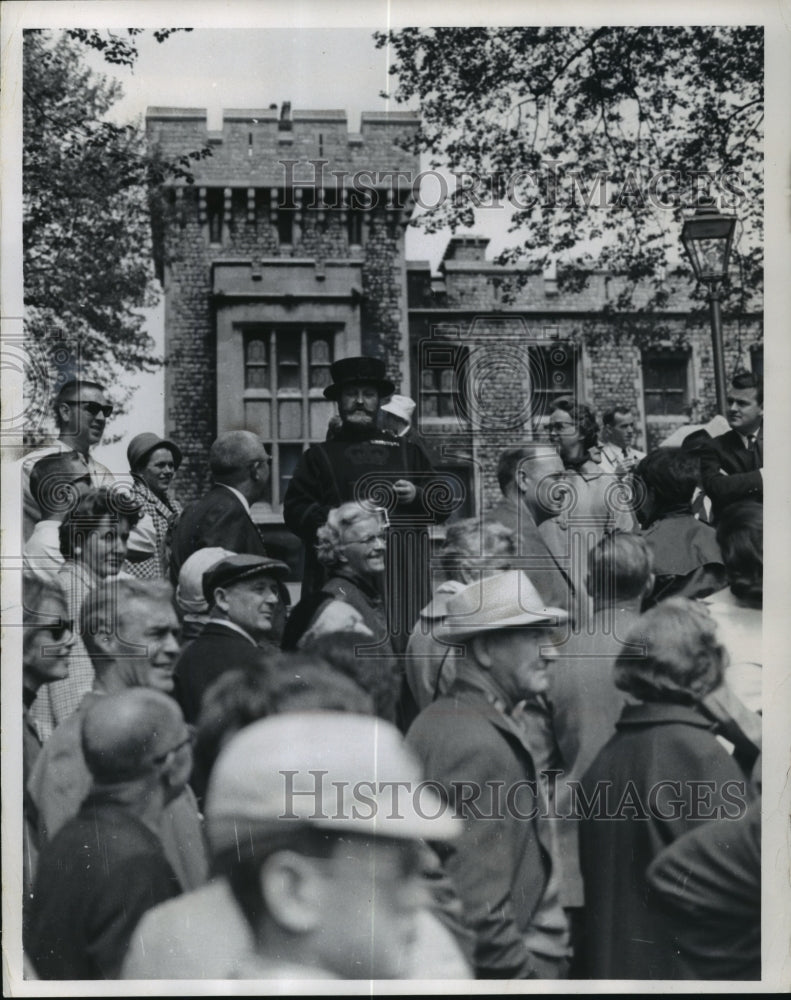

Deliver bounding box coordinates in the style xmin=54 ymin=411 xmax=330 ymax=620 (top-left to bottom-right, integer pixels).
xmin=205 ymin=712 xmax=460 ymax=852
xmin=437 ymin=570 xmax=567 ymax=642
xmin=380 ymin=394 xmax=416 ymax=425
xmin=660 ymin=414 xmax=730 ymax=448
xmin=176 ymin=547 xmax=235 ymax=614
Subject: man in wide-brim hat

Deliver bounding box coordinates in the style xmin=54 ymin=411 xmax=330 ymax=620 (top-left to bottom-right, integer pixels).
xmin=407 ymin=569 xmax=572 ymax=980
xmin=283 ymin=355 xmax=443 ymax=679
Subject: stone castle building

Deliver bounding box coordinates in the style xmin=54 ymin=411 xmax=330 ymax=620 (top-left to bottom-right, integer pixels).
xmin=146 ymin=104 xmax=763 ymax=557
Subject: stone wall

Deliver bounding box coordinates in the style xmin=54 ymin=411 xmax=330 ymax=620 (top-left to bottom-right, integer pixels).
xmin=147 ymin=106 xmax=419 ymax=502
xmin=409 ymin=236 xmax=763 ymax=512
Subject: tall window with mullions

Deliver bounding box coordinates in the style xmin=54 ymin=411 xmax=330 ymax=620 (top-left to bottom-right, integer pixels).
xmin=642 ymin=350 xmax=690 ymax=415
xmin=243 ymin=327 xmax=337 ymax=510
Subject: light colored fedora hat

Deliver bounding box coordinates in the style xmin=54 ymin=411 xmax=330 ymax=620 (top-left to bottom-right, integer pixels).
xmin=436 ymin=570 xmax=567 ymax=642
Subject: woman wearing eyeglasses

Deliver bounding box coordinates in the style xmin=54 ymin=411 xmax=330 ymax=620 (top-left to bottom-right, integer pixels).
xmin=123 ymin=433 xmax=184 ymax=580
xmin=22 ymin=572 xmax=75 ymax=936
xmin=545 ymin=397 xmax=635 ymax=552
xmin=281 ymin=501 xmax=393 ymax=656
xmin=28 ymin=486 xmax=143 ymax=742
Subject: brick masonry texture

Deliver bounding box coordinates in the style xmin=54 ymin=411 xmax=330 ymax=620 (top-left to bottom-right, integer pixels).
xmin=148 ymin=108 xmax=418 ymax=502
xmin=148 ymin=110 xmax=763 ymax=513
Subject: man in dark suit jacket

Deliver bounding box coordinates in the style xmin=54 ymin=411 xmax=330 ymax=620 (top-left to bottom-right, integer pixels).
xmin=170 ymin=430 xmax=271 ymax=584
xmin=691 ymin=371 xmax=763 ymax=523
xmin=173 ymin=554 xmax=288 ymax=724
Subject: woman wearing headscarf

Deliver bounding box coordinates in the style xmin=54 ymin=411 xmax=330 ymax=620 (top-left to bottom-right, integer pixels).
xmin=578 ymin=597 xmax=754 ymax=980
xmin=175 ymin=546 xmax=236 ymax=642
xmin=124 ymin=433 xmax=184 ymax=580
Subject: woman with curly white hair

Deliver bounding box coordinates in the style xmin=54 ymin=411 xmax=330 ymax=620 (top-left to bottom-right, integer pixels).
xmin=281 ymin=501 xmax=392 ymax=654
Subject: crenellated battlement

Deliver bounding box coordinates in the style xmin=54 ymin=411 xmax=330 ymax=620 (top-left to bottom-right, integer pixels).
xmin=146 ymin=105 xmax=420 ymax=187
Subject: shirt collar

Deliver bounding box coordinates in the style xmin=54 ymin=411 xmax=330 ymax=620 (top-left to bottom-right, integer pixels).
xmin=209 ymin=617 xmax=259 ymax=645
xmin=218 ymin=482 xmax=250 ymax=514
xmin=736 ymin=424 xmax=762 ymax=449
xmin=452 ymin=661 xmax=514 ymax=714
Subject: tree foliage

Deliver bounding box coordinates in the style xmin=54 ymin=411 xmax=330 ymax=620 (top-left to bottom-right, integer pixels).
xmin=22 ymin=29 xmax=209 ymax=443
xmin=375 ymin=26 xmax=763 ymax=317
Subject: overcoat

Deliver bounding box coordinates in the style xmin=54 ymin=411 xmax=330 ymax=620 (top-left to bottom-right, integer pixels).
xmin=578 ymin=700 xmax=750 ymax=979
xmin=407 ymin=679 xmax=560 ymax=979
xmin=172 ymin=621 xmax=275 ymax=725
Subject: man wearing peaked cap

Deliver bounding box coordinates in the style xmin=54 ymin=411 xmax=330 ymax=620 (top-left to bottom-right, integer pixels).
xmin=174 ymin=546 xmax=235 ymax=642
xmin=173 ymin=554 xmax=288 ymax=724
xmin=201 ymin=711 xmax=459 ymax=980
xmin=283 ymin=354 xmax=444 ymax=675
xmin=408 ymin=569 xmax=572 ymax=980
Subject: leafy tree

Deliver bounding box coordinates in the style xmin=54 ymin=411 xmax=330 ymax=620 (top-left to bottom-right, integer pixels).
xmin=22 ymin=29 xmax=208 ymax=444
xmin=375 ymin=26 xmax=763 ymax=321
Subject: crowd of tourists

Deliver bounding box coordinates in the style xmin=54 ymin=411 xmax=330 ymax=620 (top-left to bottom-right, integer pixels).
xmin=18 ymin=358 xmax=763 ymax=981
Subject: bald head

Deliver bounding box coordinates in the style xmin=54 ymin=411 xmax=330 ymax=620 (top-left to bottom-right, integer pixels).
xmin=497 ymin=444 xmax=560 ymax=493
xmin=81 ymin=689 xmax=187 ymax=785
xmin=497 ymin=444 xmax=565 ymax=523
xmin=209 ymin=431 xmax=270 ymax=497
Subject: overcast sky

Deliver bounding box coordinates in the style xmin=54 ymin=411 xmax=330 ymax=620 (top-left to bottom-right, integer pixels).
xmin=4 ymin=4 xmax=788 ymax=473
xmin=82 ymin=25 xmax=511 ymax=273
xmin=69 ymin=23 xmax=510 ymax=467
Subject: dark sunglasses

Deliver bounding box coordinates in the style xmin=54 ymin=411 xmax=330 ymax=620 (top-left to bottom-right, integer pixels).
xmin=40 ymin=620 xmax=74 ymax=643
xmin=63 ymin=400 xmax=113 ymax=418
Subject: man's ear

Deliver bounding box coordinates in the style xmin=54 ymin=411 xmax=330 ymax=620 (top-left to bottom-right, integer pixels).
xmin=640 ymin=572 xmax=656 ymax=601
xmin=94 ymin=626 xmax=119 ymax=656
xmin=470 ymin=633 xmax=493 ymax=669
xmin=213 ymin=586 xmax=230 ymax=615
xmin=260 ymin=850 xmax=324 ymax=933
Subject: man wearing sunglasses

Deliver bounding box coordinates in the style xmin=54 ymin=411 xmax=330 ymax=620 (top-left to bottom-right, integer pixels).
xmin=21 ymin=379 xmax=115 ymax=541
xmin=26 ymin=578 xmax=209 ymax=899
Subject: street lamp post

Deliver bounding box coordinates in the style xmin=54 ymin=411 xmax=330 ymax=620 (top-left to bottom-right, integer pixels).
xmin=681 ymin=200 xmax=737 ymax=416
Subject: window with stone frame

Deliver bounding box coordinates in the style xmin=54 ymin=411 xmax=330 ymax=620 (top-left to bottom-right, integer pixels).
xmin=418 ymin=342 xmax=469 ymax=419
xmin=528 ymin=343 xmax=578 ymax=422
xmin=243 ymin=327 xmax=337 ymax=509
xmin=642 ymin=349 xmax=691 ymax=415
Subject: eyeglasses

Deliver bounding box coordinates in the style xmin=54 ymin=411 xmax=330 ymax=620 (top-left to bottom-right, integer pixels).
xmin=63 ymin=400 xmax=113 ymax=418
xmin=151 ymin=724 xmax=196 ymax=765
xmin=341 ymin=532 xmax=387 ymax=548
xmin=547 ymin=421 xmax=575 ymax=433
xmin=44 ymin=620 xmax=75 ymax=643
